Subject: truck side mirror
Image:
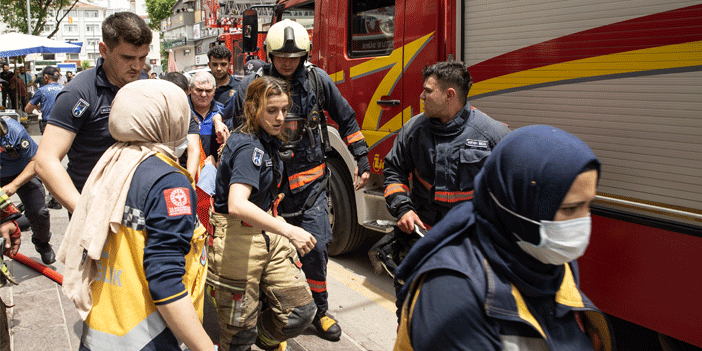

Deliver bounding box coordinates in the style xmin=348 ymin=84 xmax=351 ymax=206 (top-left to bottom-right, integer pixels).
xmin=242 ymin=9 xmax=259 ymax=53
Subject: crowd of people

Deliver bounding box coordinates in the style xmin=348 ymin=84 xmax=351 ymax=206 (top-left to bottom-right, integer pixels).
xmin=0 ymin=10 xmax=611 ymax=351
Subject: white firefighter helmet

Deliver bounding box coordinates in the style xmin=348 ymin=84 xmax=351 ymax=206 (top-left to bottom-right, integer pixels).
xmin=264 ymin=19 xmax=311 ymax=60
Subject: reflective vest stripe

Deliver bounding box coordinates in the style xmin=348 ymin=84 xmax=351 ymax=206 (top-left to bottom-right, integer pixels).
xmin=385 ymin=183 xmax=410 ymax=197
xmin=289 ymin=163 xmax=326 ymax=190
xmin=344 ymin=131 xmax=365 ymax=145
xmin=434 ymin=191 xmax=474 ymax=203
xmin=413 ymin=170 xmax=432 ymax=190
xmin=82 ymin=310 xmax=172 ymax=350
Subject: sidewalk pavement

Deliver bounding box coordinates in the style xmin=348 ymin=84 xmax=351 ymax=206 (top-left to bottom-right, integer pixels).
xmin=1 ymin=202 xmax=78 ymax=351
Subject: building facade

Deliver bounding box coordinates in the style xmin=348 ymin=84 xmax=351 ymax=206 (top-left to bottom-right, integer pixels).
xmin=163 ymin=0 xmax=275 ymax=73
xmin=30 ymin=1 xmax=160 ymax=76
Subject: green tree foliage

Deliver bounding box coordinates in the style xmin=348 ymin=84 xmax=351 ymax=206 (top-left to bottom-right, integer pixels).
xmin=81 ymin=60 xmax=90 ymax=70
xmin=145 ymin=0 xmax=176 ymax=31
xmin=0 ymin=0 xmax=79 ymax=37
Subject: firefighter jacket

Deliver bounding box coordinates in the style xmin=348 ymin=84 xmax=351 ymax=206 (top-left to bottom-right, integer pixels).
xmin=81 ymin=154 xmax=207 ymax=351
xmin=223 ymin=62 xmax=368 ymax=198
xmin=383 ymin=103 xmax=510 ymax=225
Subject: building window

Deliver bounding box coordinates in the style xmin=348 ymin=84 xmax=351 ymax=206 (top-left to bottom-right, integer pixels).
xmin=64 ymin=24 xmax=78 ymax=33
xmin=86 ymin=24 xmax=100 ymax=33
xmin=69 ymin=53 xmax=80 ymax=60
xmin=85 ymin=10 xmax=99 ymax=18
xmin=44 ymin=25 xmax=54 ymax=33
xmin=88 ymin=53 xmax=100 ymax=60
xmin=63 ymin=9 xmax=77 ymax=17
xmin=349 ymin=0 xmax=395 ymax=57
xmin=43 ymin=53 xmax=56 ymax=60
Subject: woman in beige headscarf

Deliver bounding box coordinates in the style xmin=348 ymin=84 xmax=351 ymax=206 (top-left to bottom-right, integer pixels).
xmin=58 ymin=79 xmax=214 ymax=351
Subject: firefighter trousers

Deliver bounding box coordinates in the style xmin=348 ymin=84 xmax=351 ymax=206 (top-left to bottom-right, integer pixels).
xmin=281 ymin=187 xmax=333 ymax=317
xmin=207 ymin=212 xmax=316 ymax=351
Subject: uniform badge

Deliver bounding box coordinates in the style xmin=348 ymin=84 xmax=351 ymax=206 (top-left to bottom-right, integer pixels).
xmin=252 ymin=148 xmax=264 ymax=166
xmin=163 ymin=187 xmax=192 ymax=217
xmin=19 ymin=139 xmax=30 ymax=149
xmin=229 ymin=89 xmax=236 ymax=97
xmin=72 ymin=98 xmax=90 ymax=118
xmin=465 ymin=139 xmax=489 ymax=149
xmin=200 ymin=245 xmax=207 ymax=266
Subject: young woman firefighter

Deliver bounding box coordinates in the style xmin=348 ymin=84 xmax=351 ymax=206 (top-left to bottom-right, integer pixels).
xmin=394 ymin=125 xmax=614 ymax=351
xmin=208 ymin=76 xmax=317 ymax=351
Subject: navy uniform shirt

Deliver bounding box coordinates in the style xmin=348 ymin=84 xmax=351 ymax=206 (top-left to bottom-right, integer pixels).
xmin=213 ymin=130 xmax=282 ymax=214
xmin=0 ymin=117 xmax=37 ymax=178
xmin=48 ymin=57 xmax=148 ymax=191
xmin=214 ymin=74 xmax=240 ymax=105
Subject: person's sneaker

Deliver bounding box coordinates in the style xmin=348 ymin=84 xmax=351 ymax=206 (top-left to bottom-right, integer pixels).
xmin=312 ymin=313 xmax=342 ymax=341
xmin=34 ymin=242 xmax=56 ymax=265
xmin=47 ymin=197 xmax=62 ymax=210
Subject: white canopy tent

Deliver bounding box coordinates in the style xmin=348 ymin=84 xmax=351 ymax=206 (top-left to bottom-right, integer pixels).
xmin=0 ymin=33 xmax=82 ymax=113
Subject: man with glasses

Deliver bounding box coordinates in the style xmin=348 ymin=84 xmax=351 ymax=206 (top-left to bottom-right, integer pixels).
xmin=189 ymin=71 xmax=223 ymax=159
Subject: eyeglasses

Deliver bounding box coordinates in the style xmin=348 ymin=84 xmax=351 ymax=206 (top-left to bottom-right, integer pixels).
xmin=193 ymin=87 xmax=215 ymax=95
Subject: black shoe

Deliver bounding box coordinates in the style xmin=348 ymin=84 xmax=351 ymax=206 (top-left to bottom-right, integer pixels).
xmin=34 ymin=242 xmax=56 ymax=265
xmin=47 ymin=198 xmax=62 ymax=210
xmin=312 ymin=314 xmax=342 ymax=341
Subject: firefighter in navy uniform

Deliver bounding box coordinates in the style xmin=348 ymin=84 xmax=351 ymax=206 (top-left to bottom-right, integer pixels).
xmin=209 ymin=76 xmax=316 ymax=351
xmin=371 ymin=61 xmax=510 ymax=277
xmin=215 ymin=19 xmax=371 ymax=341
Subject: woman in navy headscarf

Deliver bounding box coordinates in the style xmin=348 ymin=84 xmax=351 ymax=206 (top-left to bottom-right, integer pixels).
xmin=393 ymin=125 xmax=614 ymax=351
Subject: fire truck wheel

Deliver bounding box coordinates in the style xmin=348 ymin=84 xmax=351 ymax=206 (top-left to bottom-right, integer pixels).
xmin=327 ymin=157 xmax=365 ymax=256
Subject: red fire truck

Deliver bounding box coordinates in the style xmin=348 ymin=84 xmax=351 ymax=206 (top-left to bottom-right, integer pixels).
xmin=223 ymin=0 xmax=702 ymax=347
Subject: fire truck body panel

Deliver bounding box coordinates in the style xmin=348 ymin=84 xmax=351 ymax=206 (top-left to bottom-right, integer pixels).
xmin=461 ymin=1 xmax=702 ymax=346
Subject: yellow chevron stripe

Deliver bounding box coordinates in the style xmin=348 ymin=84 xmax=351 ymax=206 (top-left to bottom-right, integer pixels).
xmin=470 ymin=41 xmax=702 ymax=97
xmin=349 ymin=32 xmax=434 ymax=131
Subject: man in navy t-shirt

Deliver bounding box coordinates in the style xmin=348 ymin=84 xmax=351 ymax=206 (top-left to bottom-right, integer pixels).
xmin=34 ymin=12 xmax=152 ymax=213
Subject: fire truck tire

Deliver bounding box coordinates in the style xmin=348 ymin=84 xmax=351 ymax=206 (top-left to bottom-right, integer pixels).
xmin=327 ymin=157 xmax=365 ymax=256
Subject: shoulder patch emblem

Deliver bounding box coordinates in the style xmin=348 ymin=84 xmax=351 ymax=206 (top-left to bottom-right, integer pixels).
xmin=19 ymin=139 xmax=31 ymax=149
xmin=164 ymin=187 xmax=192 ymax=217
xmin=72 ymin=98 xmax=90 ymax=118
xmin=252 ymin=147 xmax=264 ymax=167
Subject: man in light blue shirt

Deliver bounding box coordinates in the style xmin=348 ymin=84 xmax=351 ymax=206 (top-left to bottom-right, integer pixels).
xmin=25 ymin=66 xmax=63 ymax=133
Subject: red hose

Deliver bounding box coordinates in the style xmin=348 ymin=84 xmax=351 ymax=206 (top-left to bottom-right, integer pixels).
xmin=9 ymin=252 xmax=63 ymax=285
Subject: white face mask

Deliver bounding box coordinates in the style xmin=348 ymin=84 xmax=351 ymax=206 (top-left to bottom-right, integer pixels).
xmin=174 ymin=139 xmax=188 ymax=158
xmin=489 ymin=191 xmax=592 ymax=265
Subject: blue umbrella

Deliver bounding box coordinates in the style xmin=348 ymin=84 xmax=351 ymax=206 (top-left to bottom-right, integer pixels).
xmin=0 ymin=33 xmax=82 ymax=58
